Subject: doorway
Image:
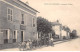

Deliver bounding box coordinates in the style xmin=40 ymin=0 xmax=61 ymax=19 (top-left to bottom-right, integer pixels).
xmin=21 ymin=31 xmax=24 ymax=42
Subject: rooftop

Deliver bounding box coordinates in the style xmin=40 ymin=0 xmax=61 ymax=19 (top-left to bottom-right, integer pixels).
xmin=51 ymin=20 xmax=62 ymax=26
xmin=15 ymin=0 xmax=39 ymax=13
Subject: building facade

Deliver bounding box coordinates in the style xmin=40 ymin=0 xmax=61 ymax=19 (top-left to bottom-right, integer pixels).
xmin=52 ymin=20 xmax=62 ymax=39
xmin=0 ymin=0 xmax=38 ymax=44
xmin=52 ymin=20 xmax=70 ymax=40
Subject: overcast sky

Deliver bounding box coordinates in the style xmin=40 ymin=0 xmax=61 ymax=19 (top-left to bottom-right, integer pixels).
xmin=21 ymin=0 xmax=80 ymax=36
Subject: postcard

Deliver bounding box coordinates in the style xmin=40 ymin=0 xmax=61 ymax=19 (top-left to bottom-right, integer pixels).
xmin=0 ymin=0 xmax=80 ymax=51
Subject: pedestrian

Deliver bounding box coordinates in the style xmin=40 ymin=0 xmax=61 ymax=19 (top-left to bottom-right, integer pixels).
xmin=29 ymin=40 xmax=32 ymax=50
xmin=50 ymin=38 xmax=54 ymax=46
xmin=26 ymin=40 xmax=30 ymax=50
xmin=18 ymin=42 xmax=22 ymax=51
xmin=22 ymin=42 xmax=26 ymax=51
xmin=32 ymin=40 xmax=34 ymax=49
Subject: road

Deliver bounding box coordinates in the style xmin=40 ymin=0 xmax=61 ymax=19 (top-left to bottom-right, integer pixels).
xmin=34 ymin=38 xmax=80 ymax=51
xmin=0 ymin=38 xmax=80 ymax=51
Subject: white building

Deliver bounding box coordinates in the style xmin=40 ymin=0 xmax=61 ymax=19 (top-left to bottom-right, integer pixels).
xmin=52 ymin=20 xmax=70 ymax=40
xmin=52 ymin=20 xmax=62 ymax=39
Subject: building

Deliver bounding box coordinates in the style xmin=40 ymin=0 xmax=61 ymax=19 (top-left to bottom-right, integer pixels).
xmin=52 ymin=20 xmax=70 ymax=40
xmin=62 ymin=26 xmax=71 ymax=39
xmin=52 ymin=20 xmax=62 ymax=39
xmin=0 ymin=0 xmax=38 ymax=44
xmin=62 ymin=30 xmax=67 ymax=39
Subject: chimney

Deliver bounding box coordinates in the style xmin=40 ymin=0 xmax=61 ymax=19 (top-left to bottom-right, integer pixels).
xmin=25 ymin=1 xmax=29 ymax=5
xmin=57 ymin=20 xmax=59 ymax=23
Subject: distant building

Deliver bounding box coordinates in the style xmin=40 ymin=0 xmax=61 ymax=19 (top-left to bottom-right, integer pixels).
xmin=62 ymin=30 xmax=67 ymax=39
xmin=0 ymin=0 xmax=38 ymax=44
xmin=52 ymin=20 xmax=70 ymax=39
xmin=52 ymin=20 xmax=62 ymax=39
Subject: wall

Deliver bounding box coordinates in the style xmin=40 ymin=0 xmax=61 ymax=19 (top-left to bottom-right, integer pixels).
xmin=62 ymin=30 xmax=67 ymax=37
xmin=52 ymin=25 xmax=60 ymax=36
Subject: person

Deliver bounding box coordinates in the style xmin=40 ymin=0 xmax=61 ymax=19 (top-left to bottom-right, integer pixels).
xmin=26 ymin=40 xmax=30 ymax=50
xmin=50 ymin=38 xmax=54 ymax=46
xmin=29 ymin=40 xmax=32 ymax=50
xmin=32 ymin=40 xmax=35 ymax=48
xmin=22 ymin=42 xmax=26 ymax=51
xmin=37 ymin=39 xmax=41 ymax=47
xmin=18 ymin=42 xmax=22 ymax=51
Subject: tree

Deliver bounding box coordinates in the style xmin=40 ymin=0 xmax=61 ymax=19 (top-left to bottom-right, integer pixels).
xmin=63 ymin=26 xmax=71 ymax=32
xmin=72 ymin=30 xmax=77 ymax=37
xmin=37 ymin=16 xmax=54 ymax=45
xmin=37 ymin=16 xmax=52 ymax=34
xmin=63 ymin=26 xmax=71 ymax=39
xmin=70 ymin=30 xmax=77 ymax=39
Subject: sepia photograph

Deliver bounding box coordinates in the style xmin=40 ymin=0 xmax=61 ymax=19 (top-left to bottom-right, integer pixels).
xmin=0 ymin=0 xmax=80 ymax=51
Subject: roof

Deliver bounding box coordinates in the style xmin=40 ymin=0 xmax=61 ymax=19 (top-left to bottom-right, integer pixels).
xmin=18 ymin=0 xmax=39 ymax=13
xmin=51 ymin=21 xmax=61 ymax=26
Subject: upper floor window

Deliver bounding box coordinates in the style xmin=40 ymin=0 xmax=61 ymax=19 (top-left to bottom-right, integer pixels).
xmin=7 ymin=8 xmax=13 ymax=21
xmin=21 ymin=14 xmax=24 ymax=24
xmin=33 ymin=18 xmax=35 ymax=27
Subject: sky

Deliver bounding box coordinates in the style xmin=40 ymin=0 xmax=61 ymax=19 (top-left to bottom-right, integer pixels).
xmin=21 ymin=0 xmax=80 ymax=36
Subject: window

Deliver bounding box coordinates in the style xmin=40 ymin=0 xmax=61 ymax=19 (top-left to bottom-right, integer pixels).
xmin=22 ymin=14 xmax=24 ymax=21
xmin=7 ymin=8 xmax=13 ymax=21
xmin=13 ymin=30 xmax=17 ymax=39
xmin=13 ymin=30 xmax=17 ymax=43
xmin=4 ymin=30 xmax=10 ymax=44
xmin=33 ymin=18 xmax=35 ymax=27
xmin=13 ymin=31 xmax=16 ymax=39
xmin=5 ymin=30 xmax=8 ymax=39
xmin=21 ymin=14 xmax=24 ymax=24
xmin=4 ymin=30 xmax=9 ymax=39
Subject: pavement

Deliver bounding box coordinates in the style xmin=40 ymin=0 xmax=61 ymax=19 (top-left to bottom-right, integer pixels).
xmin=0 ymin=38 xmax=80 ymax=51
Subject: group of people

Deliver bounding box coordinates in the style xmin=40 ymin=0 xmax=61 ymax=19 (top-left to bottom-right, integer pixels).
xmin=18 ymin=38 xmax=54 ymax=51
xmin=18 ymin=40 xmax=33 ymax=51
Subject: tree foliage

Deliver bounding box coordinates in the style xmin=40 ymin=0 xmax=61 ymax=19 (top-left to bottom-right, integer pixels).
xmin=70 ymin=30 xmax=77 ymax=39
xmin=37 ymin=16 xmax=52 ymax=33
xmin=72 ymin=30 xmax=77 ymax=37
xmin=63 ymin=26 xmax=71 ymax=32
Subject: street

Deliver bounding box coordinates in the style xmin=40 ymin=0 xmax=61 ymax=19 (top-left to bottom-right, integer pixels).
xmin=34 ymin=38 xmax=80 ymax=51
xmin=0 ymin=38 xmax=80 ymax=51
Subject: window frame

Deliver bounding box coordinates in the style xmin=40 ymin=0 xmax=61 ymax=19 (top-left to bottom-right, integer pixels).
xmin=13 ymin=30 xmax=17 ymax=39
xmin=21 ymin=13 xmax=25 ymax=25
xmin=32 ymin=18 xmax=35 ymax=27
xmin=7 ymin=7 xmax=13 ymax=22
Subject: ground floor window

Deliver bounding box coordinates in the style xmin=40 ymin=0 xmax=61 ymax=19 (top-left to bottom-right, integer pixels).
xmin=4 ymin=30 xmax=8 ymax=44
xmin=1 ymin=29 xmax=10 ymax=44
xmin=13 ymin=30 xmax=17 ymax=43
xmin=21 ymin=31 xmax=24 ymax=42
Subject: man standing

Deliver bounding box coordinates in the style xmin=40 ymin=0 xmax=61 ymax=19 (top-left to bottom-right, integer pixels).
xmin=49 ymin=38 xmax=54 ymax=46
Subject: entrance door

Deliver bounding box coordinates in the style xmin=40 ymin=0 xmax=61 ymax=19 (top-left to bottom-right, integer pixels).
xmin=21 ymin=31 xmax=24 ymax=42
